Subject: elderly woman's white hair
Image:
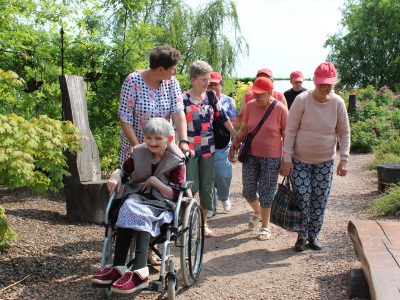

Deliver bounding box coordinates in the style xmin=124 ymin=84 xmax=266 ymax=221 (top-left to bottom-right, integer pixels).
xmin=189 ymin=60 xmax=212 ymax=79
xmin=142 ymin=117 xmax=173 ymax=138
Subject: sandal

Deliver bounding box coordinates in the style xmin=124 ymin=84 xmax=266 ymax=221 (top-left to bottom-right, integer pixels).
xmin=204 ymin=226 xmax=215 ymax=238
xmin=257 ymin=227 xmax=271 ymax=241
xmin=248 ymin=213 xmax=261 ymax=229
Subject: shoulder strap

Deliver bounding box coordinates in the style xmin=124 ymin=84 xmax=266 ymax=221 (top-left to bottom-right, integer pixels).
xmin=251 ymin=100 xmax=278 ymax=137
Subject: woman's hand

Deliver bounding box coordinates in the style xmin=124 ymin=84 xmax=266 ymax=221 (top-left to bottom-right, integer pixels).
xmin=228 ymin=146 xmax=237 ymax=163
xmin=141 ymin=176 xmax=157 ymax=194
xmin=337 ymin=160 xmax=348 ymax=176
xmin=280 ymin=161 xmax=293 ymax=176
xmin=107 ymin=169 xmax=122 ymax=195
xmin=232 ymin=134 xmax=240 ymax=149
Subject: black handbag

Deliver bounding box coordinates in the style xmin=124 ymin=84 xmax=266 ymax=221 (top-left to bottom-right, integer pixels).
xmin=237 ymin=100 xmax=277 ymax=163
xmin=271 ymin=177 xmax=304 ymax=232
xmin=207 ymin=90 xmax=231 ymax=149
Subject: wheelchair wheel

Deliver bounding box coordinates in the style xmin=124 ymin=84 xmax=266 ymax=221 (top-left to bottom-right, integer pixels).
xmin=180 ymin=199 xmax=204 ymax=287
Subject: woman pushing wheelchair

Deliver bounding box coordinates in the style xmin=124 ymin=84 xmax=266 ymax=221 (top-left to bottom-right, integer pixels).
xmin=91 ymin=118 xmax=186 ymax=294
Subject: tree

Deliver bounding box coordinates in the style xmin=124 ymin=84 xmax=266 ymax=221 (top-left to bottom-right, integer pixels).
xmin=0 ymin=0 xmax=248 ymax=173
xmin=158 ymin=0 xmax=248 ymax=76
xmin=325 ymin=0 xmax=400 ymax=90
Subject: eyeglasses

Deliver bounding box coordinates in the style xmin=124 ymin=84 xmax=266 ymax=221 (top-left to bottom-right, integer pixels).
xmin=198 ymin=77 xmax=210 ymax=83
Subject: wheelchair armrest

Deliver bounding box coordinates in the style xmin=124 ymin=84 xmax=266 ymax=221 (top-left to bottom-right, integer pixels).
xmin=169 ymin=181 xmax=193 ymax=191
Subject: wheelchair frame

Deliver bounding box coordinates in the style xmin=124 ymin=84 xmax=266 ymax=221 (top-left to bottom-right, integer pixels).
xmin=98 ymin=181 xmax=204 ymax=299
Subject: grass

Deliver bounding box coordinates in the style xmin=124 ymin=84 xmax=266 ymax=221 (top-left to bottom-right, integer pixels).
xmin=369 ymin=186 xmax=400 ymax=217
xmin=367 ymin=138 xmax=400 ymax=168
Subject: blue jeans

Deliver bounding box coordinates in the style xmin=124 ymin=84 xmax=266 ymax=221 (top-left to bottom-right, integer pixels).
xmin=211 ymin=144 xmax=232 ymax=211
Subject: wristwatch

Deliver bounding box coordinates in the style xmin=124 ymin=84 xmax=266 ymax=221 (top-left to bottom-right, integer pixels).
xmin=178 ymin=139 xmax=190 ymax=146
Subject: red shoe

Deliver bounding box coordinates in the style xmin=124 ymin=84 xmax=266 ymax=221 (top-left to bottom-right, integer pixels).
xmin=111 ymin=266 xmax=149 ymax=294
xmin=91 ymin=266 xmax=126 ymax=285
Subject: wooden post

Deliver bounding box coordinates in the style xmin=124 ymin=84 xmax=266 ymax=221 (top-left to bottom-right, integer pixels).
xmin=60 ymin=75 xmax=108 ymax=223
xmin=348 ymin=94 xmax=356 ymax=115
xmin=376 ymin=163 xmax=400 ymax=192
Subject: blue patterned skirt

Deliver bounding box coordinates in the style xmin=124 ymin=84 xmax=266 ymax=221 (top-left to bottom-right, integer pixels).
xmin=116 ymin=194 xmax=174 ymax=237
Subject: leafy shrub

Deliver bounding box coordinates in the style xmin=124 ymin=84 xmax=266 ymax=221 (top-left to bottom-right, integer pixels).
xmin=369 ymin=186 xmax=400 ymax=217
xmin=367 ymin=138 xmax=400 ymax=169
xmin=0 ymin=205 xmax=17 ymax=249
xmin=0 ymin=114 xmax=81 ymax=248
xmin=233 ymin=80 xmax=252 ymax=112
xmin=0 ymin=114 xmax=82 ymax=194
xmin=350 ymin=86 xmax=400 ymax=152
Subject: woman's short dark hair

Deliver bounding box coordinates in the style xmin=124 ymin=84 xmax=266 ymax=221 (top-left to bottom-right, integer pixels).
xmin=149 ymin=44 xmax=181 ymax=70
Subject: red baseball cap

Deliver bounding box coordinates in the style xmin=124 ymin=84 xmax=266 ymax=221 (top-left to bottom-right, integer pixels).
xmin=256 ymin=68 xmax=273 ymax=77
xmin=290 ymin=71 xmax=304 ymax=82
xmin=210 ymin=71 xmax=222 ymax=84
xmin=314 ymin=62 xmax=337 ymax=85
xmin=251 ymin=77 xmax=274 ymax=94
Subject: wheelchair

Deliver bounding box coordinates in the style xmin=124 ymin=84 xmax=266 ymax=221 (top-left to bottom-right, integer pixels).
xmin=98 ymin=181 xmax=204 ymax=299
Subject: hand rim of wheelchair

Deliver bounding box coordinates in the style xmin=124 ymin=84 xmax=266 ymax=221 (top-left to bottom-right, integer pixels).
xmin=180 ymin=199 xmax=204 ymax=287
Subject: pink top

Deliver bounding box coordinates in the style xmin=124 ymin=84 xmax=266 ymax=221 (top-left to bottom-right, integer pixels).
xmin=283 ymin=90 xmax=350 ymax=164
xmin=243 ymin=100 xmax=287 ymax=158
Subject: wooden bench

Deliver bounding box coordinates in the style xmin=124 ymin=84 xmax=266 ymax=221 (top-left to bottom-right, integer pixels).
xmin=348 ymin=220 xmax=400 ymax=300
xmin=60 ymin=75 xmax=108 ymax=224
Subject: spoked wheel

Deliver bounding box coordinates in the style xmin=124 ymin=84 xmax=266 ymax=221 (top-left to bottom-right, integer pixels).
xmin=180 ymin=199 xmax=204 ymax=287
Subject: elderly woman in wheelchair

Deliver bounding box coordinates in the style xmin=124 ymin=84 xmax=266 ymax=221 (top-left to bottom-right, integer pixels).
xmin=91 ymin=118 xmax=204 ymax=298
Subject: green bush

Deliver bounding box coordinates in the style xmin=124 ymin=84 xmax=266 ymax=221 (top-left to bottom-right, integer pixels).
xmin=233 ymin=80 xmax=252 ymax=113
xmin=0 ymin=205 xmax=17 ymax=249
xmin=0 ymin=114 xmax=82 ymax=248
xmin=350 ymin=86 xmax=400 ymax=152
xmin=0 ymin=114 xmax=82 ymax=194
xmin=367 ymin=138 xmax=400 ymax=169
xmin=369 ymin=186 xmax=400 ymax=217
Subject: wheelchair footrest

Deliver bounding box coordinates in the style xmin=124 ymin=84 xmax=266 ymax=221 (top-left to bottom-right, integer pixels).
xmin=145 ymin=280 xmax=164 ymax=292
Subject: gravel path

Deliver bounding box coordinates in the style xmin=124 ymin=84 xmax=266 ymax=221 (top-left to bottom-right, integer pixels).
xmin=0 ymin=153 xmax=395 ymax=300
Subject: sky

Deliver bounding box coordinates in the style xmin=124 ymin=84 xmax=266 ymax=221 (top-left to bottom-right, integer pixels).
xmin=185 ymin=0 xmax=345 ymax=79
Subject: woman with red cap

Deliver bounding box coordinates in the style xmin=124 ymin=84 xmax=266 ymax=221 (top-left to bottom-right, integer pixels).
xmin=238 ymin=68 xmax=287 ymax=121
xmin=284 ymin=70 xmax=308 ymax=109
xmin=207 ymin=71 xmax=239 ymax=217
xmin=280 ymin=62 xmax=350 ymax=252
xmin=230 ymin=77 xmax=287 ymax=241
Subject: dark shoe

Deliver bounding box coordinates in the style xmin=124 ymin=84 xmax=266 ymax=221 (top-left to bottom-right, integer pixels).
xmin=294 ymin=237 xmax=307 ymax=252
xmin=308 ymin=238 xmax=322 ymax=250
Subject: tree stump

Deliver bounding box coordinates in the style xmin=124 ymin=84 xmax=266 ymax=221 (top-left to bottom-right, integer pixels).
xmin=348 ymin=94 xmax=357 ymax=115
xmin=376 ymin=163 xmax=400 ymax=192
xmin=60 ymin=75 xmax=108 ymax=224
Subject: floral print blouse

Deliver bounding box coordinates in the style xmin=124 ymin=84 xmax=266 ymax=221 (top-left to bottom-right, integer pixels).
xmin=117 ymin=71 xmax=183 ymax=165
